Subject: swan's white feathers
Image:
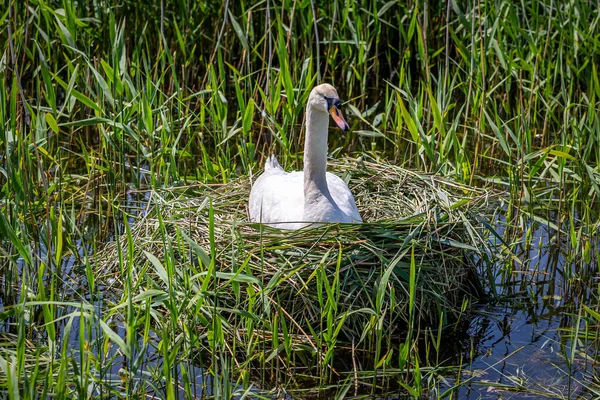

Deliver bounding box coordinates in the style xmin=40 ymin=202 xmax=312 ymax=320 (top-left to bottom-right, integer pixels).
xmin=249 ymin=169 xmax=305 ymax=229
xmin=248 ymin=83 xmax=361 ymax=230
xmin=264 ymin=154 xmax=283 ymax=172
xmin=249 ymin=165 xmax=361 ymax=230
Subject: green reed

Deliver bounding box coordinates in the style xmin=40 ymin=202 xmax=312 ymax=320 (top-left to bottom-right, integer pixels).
xmin=1 ymin=0 xmax=599 ymax=397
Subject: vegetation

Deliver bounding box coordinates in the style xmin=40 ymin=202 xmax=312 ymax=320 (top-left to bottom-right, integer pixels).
xmin=0 ymin=0 xmax=599 ymax=398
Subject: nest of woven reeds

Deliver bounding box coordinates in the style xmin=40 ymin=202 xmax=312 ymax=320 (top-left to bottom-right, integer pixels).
xmin=98 ymin=157 xmax=500 ymax=339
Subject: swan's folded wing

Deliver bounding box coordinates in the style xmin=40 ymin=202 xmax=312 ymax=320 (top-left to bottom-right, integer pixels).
xmin=248 ymin=171 xmax=305 ymax=226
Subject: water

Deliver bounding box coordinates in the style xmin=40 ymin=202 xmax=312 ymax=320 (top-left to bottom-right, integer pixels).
xmin=457 ymin=307 xmax=578 ymax=398
xmin=452 ymin=221 xmax=595 ymax=398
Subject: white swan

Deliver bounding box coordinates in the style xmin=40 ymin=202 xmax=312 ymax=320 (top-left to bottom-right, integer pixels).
xmin=248 ymin=84 xmax=362 ymax=230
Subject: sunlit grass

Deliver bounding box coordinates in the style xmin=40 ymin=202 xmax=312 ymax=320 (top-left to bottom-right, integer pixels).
xmin=1 ymin=0 xmax=599 ymax=397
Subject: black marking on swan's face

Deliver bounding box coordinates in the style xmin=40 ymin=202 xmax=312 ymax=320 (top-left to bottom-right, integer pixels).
xmin=316 ymin=92 xmax=350 ymax=131
xmin=321 ymin=95 xmax=342 ymax=111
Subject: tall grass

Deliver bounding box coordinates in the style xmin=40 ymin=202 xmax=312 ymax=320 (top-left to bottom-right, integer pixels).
xmin=1 ymin=0 xmax=599 ymax=397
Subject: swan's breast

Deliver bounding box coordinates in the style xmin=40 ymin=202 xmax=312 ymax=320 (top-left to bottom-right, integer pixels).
xmin=325 ymin=172 xmax=362 ymax=223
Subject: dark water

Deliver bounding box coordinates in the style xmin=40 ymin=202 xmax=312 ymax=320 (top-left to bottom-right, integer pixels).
xmin=452 ymin=221 xmax=595 ymax=399
xmin=459 ymin=306 xmax=580 ymax=398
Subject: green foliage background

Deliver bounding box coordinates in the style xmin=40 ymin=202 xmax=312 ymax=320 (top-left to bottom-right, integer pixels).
xmin=1 ymin=0 xmax=599 ymax=398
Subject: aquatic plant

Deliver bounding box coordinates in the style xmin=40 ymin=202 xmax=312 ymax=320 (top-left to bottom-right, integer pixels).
xmin=0 ymin=0 xmax=598 ymax=397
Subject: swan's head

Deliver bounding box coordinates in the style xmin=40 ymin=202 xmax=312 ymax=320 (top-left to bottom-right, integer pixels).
xmin=309 ymin=84 xmax=350 ymax=131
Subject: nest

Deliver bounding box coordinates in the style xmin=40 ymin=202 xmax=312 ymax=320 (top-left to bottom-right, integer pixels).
xmin=97 ymin=157 xmax=501 ymax=341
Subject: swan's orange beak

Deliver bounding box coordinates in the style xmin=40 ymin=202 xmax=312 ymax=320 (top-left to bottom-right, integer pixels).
xmin=329 ymin=106 xmax=349 ymax=131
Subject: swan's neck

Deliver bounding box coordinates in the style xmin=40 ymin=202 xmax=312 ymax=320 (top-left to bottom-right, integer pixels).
xmin=304 ymin=106 xmax=329 ymax=197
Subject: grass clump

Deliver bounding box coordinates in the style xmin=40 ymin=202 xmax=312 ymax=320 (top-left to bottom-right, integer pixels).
xmin=95 ymin=158 xmax=500 ymax=390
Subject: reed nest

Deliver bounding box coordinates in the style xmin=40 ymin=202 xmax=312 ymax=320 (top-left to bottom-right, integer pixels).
xmin=98 ymin=157 xmax=501 ymax=339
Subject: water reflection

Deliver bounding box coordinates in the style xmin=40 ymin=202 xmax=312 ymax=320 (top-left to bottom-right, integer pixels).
xmin=452 ymin=218 xmax=593 ymax=398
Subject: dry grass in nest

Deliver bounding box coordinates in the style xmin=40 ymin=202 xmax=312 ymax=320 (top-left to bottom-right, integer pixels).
xmin=97 ymin=157 xmax=502 ymax=338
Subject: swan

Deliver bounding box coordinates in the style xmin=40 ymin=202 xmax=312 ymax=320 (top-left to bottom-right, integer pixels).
xmin=248 ymin=83 xmax=362 ymax=230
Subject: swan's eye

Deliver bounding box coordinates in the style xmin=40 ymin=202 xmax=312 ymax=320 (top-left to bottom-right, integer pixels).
xmin=322 ymin=95 xmax=341 ymax=110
